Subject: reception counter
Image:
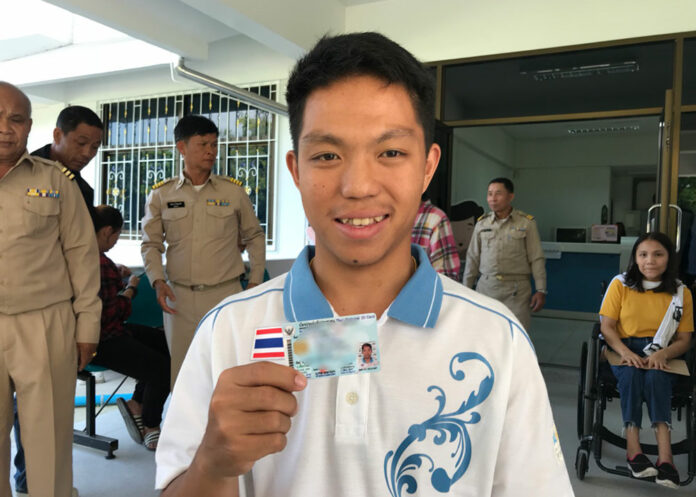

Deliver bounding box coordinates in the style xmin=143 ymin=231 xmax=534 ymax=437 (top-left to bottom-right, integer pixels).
xmin=539 ymin=241 xmax=633 ymax=315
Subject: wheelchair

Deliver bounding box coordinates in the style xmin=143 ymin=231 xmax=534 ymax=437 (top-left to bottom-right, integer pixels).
xmin=575 ymin=322 xmax=696 ymax=485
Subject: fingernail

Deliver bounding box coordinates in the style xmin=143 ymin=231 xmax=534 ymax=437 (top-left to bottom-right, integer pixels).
xmin=294 ymin=374 xmax=307 ymax=388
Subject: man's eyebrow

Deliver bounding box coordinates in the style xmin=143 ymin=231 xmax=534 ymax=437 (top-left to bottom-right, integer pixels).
xmin=375 ymin=128 xmax=416 ymax=143
xmin=300 ymin=132 xmax=343 ymax=146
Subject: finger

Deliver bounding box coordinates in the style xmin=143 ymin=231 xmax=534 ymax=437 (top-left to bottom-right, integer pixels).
xmin=225 ymin=362 xmax=307 ymax=393
xmin=229 ymin=410 xmax=293 ymax=435
xmin=229 ymin=385 xmax=299 ymax=417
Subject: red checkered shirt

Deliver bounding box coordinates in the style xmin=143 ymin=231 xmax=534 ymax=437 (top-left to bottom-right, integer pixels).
xmin=411 ymin=200 xmax=461 ymax=281
xmin=99 ymin=254 xmax=132 ymax=342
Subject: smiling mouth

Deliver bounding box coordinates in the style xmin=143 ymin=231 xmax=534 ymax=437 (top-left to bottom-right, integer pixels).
xmin=337 ymin=215 xmax=387 ymax=227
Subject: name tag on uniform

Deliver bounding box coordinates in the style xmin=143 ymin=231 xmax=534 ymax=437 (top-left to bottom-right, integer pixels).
xmin=250 ymin=314 xmax=380 ymax=379
xmin=167 ymin=201 xmax=185 ymax=208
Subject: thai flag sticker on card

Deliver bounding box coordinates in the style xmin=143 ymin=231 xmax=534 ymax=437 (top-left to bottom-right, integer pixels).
xmin=250 ymin=327 xmax=287 ymax=361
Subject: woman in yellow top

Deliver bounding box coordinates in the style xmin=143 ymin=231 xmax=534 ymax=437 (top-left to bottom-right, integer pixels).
xmin=600 ymin=232 xmax=693 ymax=488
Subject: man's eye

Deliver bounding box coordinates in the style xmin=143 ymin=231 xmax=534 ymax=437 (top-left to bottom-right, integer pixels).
xmin=314 ymin=153 xmax=338 ymax=161
xmin=382 ymin=150 xmax=403 ymax=158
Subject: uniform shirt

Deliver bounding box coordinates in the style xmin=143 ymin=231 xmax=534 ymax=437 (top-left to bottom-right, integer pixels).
xmin=156 ymin=245 xmax=573 ymax=497
xmin=141 ymin=172 xmax=266 ymax=287
xmin=99 ymin=254 xmax=133 ymax=342
xmin=0 ymin=152 xmax=101 ymax=343
xmin=31 ymin=143 xmax=96 ymax=226
xmin=600 ymin=275 xmax=694 ymax=339
xmin=464 ymin=209 xmax=546 ymax=291
xmin=411 ymin=199 xmax=461 ymax=280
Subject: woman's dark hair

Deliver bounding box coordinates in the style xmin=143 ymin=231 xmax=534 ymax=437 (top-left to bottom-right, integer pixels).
xmin=94 ymin=205 xmax=124 ymax=232
xmin=624 ymin=232 xmax=678 ymax=294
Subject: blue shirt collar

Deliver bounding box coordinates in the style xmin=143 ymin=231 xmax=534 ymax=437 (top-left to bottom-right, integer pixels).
xmin=283 ymin=244 xmax=442 ymax=328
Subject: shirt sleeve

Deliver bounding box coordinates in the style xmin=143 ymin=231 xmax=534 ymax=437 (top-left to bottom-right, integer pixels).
xmin=59 ymin=175 xmax=101 ymax=343
xmin=155 ymin=310 xmax=218 ymax=490
xmin=525 ymin=218 xmax=547 ymax=292
xmin=141 ymin=189 xmax=167 ymax=285
xmin=237 ymin=191 xmax=266 ymax=285
xmin=463 ymin=223 xmax=482 ymax=288
xmin=98 ymin=257 xmax=132 ymax=331
xmin=491 ymin=325 xmax=574 ymax=496
xmin=599 ymin=276 xmax=623 ymax=320
xmin=678 ymin=286 xmax=694 ymax=333
xmin=427 ymin=216 xmax=461 ymax=281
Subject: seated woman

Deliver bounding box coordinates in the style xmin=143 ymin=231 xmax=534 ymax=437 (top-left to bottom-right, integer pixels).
xmin=92 ymin=205 xmax=171 ymax=450
xmin=600 ymin=232 xmax=694 ymax=488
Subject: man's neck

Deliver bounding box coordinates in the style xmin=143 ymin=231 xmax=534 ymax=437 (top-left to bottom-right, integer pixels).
xmin=494 ymin=206 xmax=513 ymax=219
xmin=184 ymin=168 xmax=211 ymax=186
xmin=0 ymin=154 xmax=22 ymax=180
xmin=310 ymin=242 xmax=414 ymax=319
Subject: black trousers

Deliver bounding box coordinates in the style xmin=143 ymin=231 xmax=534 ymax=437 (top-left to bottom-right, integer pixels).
xmin=92 ymin=323 xmax=170 ymax=428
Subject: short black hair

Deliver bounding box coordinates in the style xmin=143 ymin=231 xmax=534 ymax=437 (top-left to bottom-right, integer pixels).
xmin=489 ymin=177 xmax=514 ymax=193
xmin=56 ymin=106 xmax=103 ymax=134
xmin=286 ymin=32 xmax=436 ymax=154
xmin=174 ymin=115 xmax=218 ymax=142
xmin=94 ymin=205 xmax=123 ymax=232
xmin=451 ymin=200 xmax=484 ymax=222
xmin=361 ymin=343 xmax=372 ymax=350
xmin=624 ymin=232 xmax=679 ymax=294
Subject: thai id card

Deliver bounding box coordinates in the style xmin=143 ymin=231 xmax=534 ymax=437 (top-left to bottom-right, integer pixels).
xmin=251 ymin=313 xmax=380 ymax=379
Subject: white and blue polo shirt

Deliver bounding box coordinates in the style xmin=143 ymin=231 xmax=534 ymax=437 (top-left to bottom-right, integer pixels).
xmin=156 ymin=245 xmax=573 ymax=496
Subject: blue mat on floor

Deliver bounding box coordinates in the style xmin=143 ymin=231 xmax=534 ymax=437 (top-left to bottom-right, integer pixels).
xmin=74 ymin=393 xmax=132 ymax=407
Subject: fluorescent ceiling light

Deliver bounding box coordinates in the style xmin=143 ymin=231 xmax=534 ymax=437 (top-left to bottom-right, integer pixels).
xmin=521 ymin=61 xmax=639 ymax=81
xmin=567 ymin=125 xmax=641 ymax=135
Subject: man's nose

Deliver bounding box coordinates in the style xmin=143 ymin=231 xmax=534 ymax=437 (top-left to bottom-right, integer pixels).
xmin=340 ymin=156 xmax=379 ymax=199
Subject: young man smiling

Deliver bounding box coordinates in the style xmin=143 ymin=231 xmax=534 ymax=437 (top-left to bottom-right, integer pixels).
xmin=156 ymin=33 xmax=573 ymax=497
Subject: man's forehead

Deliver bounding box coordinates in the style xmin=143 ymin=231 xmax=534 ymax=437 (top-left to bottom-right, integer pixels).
xmin=0 ymin=86 xmax=31 ymax=117
xmin=68 ymin=123 xmax=103 ymax=137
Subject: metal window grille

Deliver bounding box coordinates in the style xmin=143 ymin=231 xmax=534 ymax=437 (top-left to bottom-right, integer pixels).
xmin=99 ymin=84 xmax=278 ymax=244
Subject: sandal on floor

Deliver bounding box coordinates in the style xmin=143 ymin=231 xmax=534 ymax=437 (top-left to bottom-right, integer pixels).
xmin=143 ymin=429 xmax=160 ymax=451
xmin=116 ymin=397 xmax=144 ymax=443
xmin=133 ymin=413 xmax=144 ymax=433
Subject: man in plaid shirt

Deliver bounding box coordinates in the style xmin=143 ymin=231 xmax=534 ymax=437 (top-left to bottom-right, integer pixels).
xmin=411 ymin=197 xmax=461 ymax=281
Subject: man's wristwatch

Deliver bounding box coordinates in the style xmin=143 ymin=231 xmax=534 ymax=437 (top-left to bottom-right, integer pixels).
xmin=536 ymin=289 xmax=548 ymax=295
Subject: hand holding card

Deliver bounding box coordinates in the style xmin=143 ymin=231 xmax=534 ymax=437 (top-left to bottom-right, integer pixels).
xmin=195 ymin=362 xmax=306 ymax=479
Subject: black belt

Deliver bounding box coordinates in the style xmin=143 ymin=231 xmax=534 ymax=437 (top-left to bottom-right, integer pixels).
xmin=171 ymin=276 xmax=240 ymax=292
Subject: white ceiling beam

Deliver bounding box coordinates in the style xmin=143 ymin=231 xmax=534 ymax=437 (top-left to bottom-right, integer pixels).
xmin=181 ymin=0 xmax=347 ymax=58
xmin=43 ymin=0 xmax=214 ymax=59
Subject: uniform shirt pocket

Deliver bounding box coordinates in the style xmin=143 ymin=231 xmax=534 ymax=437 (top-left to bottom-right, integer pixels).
xmin=205 ymin=204 xmax=237 ymax=239
xmin=23 ymin=196 xmax=59 ymax=235
xmin=161 ymin=206 xmax=190 ymax=242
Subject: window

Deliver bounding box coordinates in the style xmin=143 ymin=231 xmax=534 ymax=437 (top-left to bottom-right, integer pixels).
xmin=100 ymin=84 xmax=278 ymax=244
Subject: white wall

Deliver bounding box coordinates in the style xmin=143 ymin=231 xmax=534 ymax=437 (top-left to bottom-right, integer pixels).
xmin=515 ymin=166 xmax=611 ymax=240
xmin=451 ymin=127 xmax=514 ymax=207
xmin=24 ymin=35 xmax=306 ymax=266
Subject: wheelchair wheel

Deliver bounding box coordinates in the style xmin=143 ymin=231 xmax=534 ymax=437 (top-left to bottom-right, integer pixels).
xmin=575 ymin=447 xmax=589 ymax=480
xmin=577 ymin=341 xmax=588 ymax=440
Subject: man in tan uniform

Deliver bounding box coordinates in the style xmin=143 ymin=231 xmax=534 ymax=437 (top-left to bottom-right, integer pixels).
xmin=141 ymin=115 xmax=265 ymax=386
xmin=464 ymin=177 xmax=546 ymax=330
xmin=0 ymin=82 xmax=101 ymax=497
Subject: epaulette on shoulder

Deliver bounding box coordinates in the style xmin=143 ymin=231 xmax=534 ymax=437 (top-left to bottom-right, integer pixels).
xmin=226 ymin=177 xmax=243 ymax=187
xmin=58 ymin=164 xmax=75 ymax=181
xmin=477 ymin=214 xmax=485 ymax=222
xmin=151 ymin=177 xmax=175 ymax=190
xmin=516 ymin=210 xmax=534 ymax=220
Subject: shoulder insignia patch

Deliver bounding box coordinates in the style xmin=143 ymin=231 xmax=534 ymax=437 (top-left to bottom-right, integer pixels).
xmin=477 ymin=214 xmax=486 ymax=221
xmin=152 ymin=177 xmax=175 ymax=190
xmin=227 ymin=177 xmax=243 ymax=187
xmin=526 ymin=214 xmax=535 ymax=220
xmin=60 ymin=165 xmax=75 ymax=181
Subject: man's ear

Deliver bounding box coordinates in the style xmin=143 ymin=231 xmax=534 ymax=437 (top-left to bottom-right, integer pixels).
xmin=175 ymin=140 xmax=186 ymax=157
xmin=286 ymin=150 xmax=300 ymax=188
xmin=421 ymin=143 xmax=441 ymax=194
xmin=52 ymin=126 xmax=62 ymax=146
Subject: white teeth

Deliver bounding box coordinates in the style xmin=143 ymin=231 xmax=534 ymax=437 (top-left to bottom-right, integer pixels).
xmin=339 ymin=216 xmax=386 ymax=226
